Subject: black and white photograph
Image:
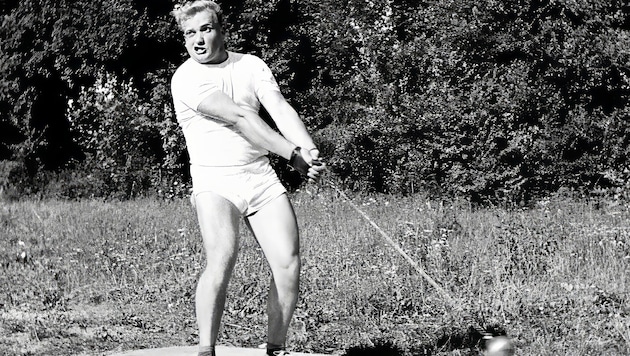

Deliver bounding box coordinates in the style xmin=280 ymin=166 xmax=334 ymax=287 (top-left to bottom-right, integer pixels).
xmin=1 ymin=1 xmax=628 ymax=355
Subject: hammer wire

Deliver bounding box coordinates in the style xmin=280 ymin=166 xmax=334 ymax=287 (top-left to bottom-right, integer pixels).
xmin=324 ymin=179 xmax=493 ymax=338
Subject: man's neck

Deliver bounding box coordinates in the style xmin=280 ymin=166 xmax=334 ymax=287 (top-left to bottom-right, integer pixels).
xmin=203 ymin=51 xmax=229 ymax=65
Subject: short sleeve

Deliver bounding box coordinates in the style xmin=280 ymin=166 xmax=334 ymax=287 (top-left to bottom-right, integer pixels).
xmin=252 ymin=56 xmax=281 ymax=100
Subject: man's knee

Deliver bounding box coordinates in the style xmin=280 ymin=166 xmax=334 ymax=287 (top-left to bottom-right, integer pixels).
xmin=198 ymin=253 xmax=238 ymax=288
xmin=271 ymin=253 xmax=301 ymax=276
xmin=203 ymin=243 xmax=240 ymax=271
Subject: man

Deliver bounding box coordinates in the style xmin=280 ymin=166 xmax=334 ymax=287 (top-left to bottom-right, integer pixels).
xmin=170 ymin=1 xmax=325 ymax=356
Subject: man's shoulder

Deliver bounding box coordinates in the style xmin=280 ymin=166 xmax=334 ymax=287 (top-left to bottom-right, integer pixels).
xmin=229 ymin=51 xmax=266 ymax=66
xmin=172 ymin=59 xmax=196 ymax=78
xmin=172 ymin=59 xmax=207 ymax=90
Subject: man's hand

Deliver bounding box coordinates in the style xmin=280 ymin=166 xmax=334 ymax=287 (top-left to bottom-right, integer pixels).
xmin=289 ymin=147 xmax=326 ymax=182
xmin=305 ymin=148 xmax=325 ymax=182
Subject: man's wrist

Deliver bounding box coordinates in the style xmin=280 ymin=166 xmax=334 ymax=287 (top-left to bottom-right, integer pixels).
xmin=289 ymin=146 xmax=302 ymax=165
xmin=289 ymin=146 xmax=311 ymax=176
xmin=279 ymin=142 xmax=297 ymax=161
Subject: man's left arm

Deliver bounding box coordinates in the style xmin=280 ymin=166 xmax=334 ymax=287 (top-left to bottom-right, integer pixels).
xmin=260 ymin=91 xmax=318 ymax=155
xmin=260 ymin=91 xmax=326 ymax=181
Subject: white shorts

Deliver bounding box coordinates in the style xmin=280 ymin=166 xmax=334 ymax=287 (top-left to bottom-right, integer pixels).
xmin=190 ymin=156 xmax=286 ymax=216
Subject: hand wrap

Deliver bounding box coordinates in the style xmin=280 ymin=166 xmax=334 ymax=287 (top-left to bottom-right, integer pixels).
xmin=289 ymin=147 xmax=311 ymax=176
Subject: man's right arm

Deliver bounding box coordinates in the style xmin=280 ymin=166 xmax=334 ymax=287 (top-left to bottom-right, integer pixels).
xmin=197 ymin=91 xmax=297 ymax=161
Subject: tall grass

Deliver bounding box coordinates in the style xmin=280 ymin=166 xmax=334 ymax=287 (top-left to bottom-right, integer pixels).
xmin=1 ymin=190 xmax=628 ymax=355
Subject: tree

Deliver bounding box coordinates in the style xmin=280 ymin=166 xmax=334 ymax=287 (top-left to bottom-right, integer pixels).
xmin=1 ymin=0 xmax=628 ymax=202
xmin=0 ymin=0 xmax=183 ymax=196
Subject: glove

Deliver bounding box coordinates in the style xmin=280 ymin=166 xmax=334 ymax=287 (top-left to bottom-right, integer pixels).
xmin=288 ymin=147 xmax=311 ymax=176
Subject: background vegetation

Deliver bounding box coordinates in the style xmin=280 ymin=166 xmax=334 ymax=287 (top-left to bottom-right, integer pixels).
xmin=1 ymin=2 xmax=629 ymax=355
xmin=1 ymin=0 xmax=628 ymax=204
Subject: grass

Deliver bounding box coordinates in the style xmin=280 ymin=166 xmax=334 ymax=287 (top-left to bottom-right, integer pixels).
xmin=0 ymin=188 xmax=629 ymax=355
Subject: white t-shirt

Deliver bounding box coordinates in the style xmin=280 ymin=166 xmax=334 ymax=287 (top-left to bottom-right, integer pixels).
xmin=171 ymin=51 xmax=281 ymax=167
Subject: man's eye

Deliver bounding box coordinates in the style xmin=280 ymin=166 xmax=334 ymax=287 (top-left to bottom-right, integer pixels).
xmin=184 ymin=30 xmax=195 ymax=38
xmin=200 ymin=26 xmax=212 ymax=32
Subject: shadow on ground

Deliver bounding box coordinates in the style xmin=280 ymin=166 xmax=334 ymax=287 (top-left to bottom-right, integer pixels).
xmin=341 ymin=324 xmax=508 ymax=355
xmin=342 ymin=340 xmax=407 ymax=356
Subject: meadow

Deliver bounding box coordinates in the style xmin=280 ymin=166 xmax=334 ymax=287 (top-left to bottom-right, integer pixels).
xmin=0 ymin=188 xmax=628 ymax=355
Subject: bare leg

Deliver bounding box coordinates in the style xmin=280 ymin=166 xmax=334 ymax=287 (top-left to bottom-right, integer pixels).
xmin=194 ymin=192 xmax=241 ymax=350
xmin=247 ymin=194 xmax=300 ymax=349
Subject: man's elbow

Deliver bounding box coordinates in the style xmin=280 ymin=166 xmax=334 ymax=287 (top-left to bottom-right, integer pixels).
xmin=199 ymin=106 xmax=246 ymax=126
xmin=230 ymin=110 xmax=255 ymax=129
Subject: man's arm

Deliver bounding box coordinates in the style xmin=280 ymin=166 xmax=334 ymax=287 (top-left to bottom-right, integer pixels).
xmin=259 ymin=91 xmax=318 ymax=153
xmin=198 ymin=90 xmax=322 ymax=179
xmin=260 ymin=91 xmax=326 ymax=181
xmin=197 ymin=91 xmax=295 ymax=160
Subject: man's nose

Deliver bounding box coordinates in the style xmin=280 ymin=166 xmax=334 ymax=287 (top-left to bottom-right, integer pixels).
xmin=194 ymin=32 xmax=204 ymax=43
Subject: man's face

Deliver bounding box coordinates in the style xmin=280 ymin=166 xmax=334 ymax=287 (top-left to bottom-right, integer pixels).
xmin=182 ymin=10 xmax=226 ymax=64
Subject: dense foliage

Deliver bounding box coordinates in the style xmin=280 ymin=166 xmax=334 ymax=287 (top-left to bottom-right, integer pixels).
xmin=1 ymin=0 xmax=628 ymax=203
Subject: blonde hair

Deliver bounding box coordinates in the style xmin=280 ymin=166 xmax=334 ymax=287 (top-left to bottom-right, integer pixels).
xmin=171 ymin=1 xmax=223 ymax=30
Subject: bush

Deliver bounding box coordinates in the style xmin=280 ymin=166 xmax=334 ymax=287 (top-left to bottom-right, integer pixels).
xmin=292 ymin=0 xmax=630 ymax=204
xmin=66 ymin=73 xmax=172 ymax=199
xmin=0 ymin=160 xmax=27 ymax=200
xmin=1 ymin=0 xmax=628 ymax=204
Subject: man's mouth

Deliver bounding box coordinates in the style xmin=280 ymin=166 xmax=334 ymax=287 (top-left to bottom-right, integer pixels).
xmin=194 ymin=47 xmax=207 ymax=55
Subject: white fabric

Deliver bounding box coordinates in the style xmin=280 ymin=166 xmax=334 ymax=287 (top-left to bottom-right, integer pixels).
xmin=171 ymin=51 xmax=281 ymax=167
xmin=190 ymin=156 xmax=286 ymax=216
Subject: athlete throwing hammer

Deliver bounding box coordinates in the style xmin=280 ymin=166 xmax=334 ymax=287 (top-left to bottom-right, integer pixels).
xmin=170 ymin=1 xmax=326 ymax=355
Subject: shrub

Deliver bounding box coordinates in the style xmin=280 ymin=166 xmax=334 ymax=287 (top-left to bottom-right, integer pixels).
xmin=1 ymin=0 xmax=628 ymax=203
xmin=66 ymin=73 xmax=168 ymax=199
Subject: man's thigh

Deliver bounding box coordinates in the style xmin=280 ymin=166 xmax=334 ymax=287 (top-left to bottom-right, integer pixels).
xmin=194 ymin=191 xmax=241 ymax=257
xmin=247 ymin=194 xmax=299 ymax=267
